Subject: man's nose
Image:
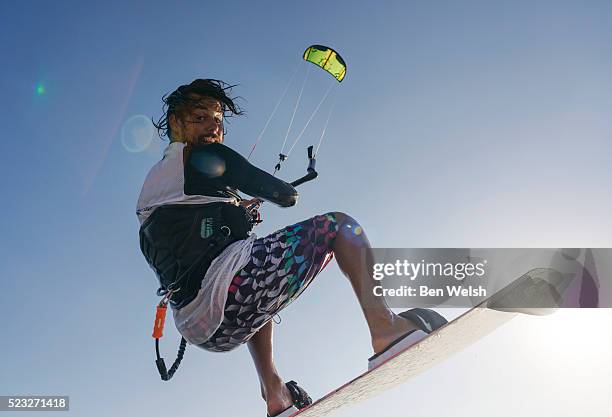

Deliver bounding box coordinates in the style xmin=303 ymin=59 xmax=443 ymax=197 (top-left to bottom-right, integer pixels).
xmin=204 ymin=120 xmax=221 ymax=135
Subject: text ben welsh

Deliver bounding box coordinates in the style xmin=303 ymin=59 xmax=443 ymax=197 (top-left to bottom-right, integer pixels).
xmin=371 ymin=260 xmax=488 ymax=298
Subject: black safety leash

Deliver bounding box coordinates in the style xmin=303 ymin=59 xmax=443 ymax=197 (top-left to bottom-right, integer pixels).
xmin=155 ymin=337 xmax=187 ymax=381
xmin=154 ymin=305 xmax=187 ymax=381
xmin=152 ymin=232 xmax=230 ymax=381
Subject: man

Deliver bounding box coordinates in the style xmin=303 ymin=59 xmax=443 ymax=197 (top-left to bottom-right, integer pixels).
xmin=137 ymin=79 xmax=447 ymax=417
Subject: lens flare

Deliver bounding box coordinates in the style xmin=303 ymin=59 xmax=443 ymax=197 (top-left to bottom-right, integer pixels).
xmin=121 ymin=114 xmax=154 ymax=153
xmin=35 ymin=82 xmax=45 ymax=95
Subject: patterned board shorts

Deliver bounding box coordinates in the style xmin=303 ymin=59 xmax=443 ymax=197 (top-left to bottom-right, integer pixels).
xmin=199 ymin=213 xmax=339 ymax=352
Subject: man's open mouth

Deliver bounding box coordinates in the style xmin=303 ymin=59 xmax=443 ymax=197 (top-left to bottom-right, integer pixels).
xmin=198 ymin=137 xmax=218 ymax=144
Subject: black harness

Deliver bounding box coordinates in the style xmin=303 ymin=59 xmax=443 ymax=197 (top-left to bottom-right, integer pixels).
xmin=139 ymin=202 xmax=253 ymax=309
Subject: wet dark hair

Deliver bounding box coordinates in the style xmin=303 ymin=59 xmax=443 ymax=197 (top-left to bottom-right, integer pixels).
xmin=153 ymin=78 xmax=244 ymax=140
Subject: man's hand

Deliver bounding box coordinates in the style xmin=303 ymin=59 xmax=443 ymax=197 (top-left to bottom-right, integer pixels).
xmin=239 ymin=198 xmax=262 ymax=210
xmin=240 ymin=198 xmax=263 ymax=225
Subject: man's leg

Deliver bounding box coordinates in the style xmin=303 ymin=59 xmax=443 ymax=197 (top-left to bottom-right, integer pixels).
xmin=247 ymin=321 xmax=293 ymax=416
xmin=331 ymin=212 xmax=418 ymax=353
xmin=246 ymin=212 xmax=418 ymax=415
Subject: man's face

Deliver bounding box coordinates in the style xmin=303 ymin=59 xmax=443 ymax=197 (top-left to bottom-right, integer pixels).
xmin=170 ymin=95 xmax=224 ymax=145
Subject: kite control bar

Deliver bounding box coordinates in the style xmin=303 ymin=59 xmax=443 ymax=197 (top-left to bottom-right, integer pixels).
xmin=290 ymin=146 xmax=318 ymax=187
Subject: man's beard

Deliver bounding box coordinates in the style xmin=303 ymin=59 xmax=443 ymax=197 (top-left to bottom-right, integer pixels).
xmin=194 ymin=136 xmax=221 ymax=145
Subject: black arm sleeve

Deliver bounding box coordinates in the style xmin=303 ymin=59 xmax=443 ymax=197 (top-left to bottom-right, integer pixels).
xmin=185 ymin=143 xmax=298 ymax=207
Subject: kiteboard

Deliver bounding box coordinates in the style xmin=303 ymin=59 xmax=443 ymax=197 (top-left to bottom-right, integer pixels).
xmin=291 ymin=267 xmax=561 ymax=417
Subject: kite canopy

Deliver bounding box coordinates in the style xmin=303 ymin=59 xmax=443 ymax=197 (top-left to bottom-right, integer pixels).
xmin=303 ymin=45 xmax=347 ymax=82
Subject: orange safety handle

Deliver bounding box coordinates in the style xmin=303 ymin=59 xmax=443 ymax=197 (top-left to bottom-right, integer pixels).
xmin=153 ymin=304 xmax=168 ymax=339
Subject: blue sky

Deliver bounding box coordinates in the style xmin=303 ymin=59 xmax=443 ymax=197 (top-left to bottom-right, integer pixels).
xmin=1 ymin=1 xmax=611 ymax=416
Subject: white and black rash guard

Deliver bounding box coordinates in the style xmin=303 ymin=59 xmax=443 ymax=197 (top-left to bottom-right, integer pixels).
xmin=137 ymin=141 xmax=298 ymax=344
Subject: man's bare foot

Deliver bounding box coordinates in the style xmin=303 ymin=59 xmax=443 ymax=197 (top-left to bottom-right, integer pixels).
xmin=262 ymin=377 xmax=293 ymax=417
xmin=371 ymin=314 xmax=419 ymax=354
